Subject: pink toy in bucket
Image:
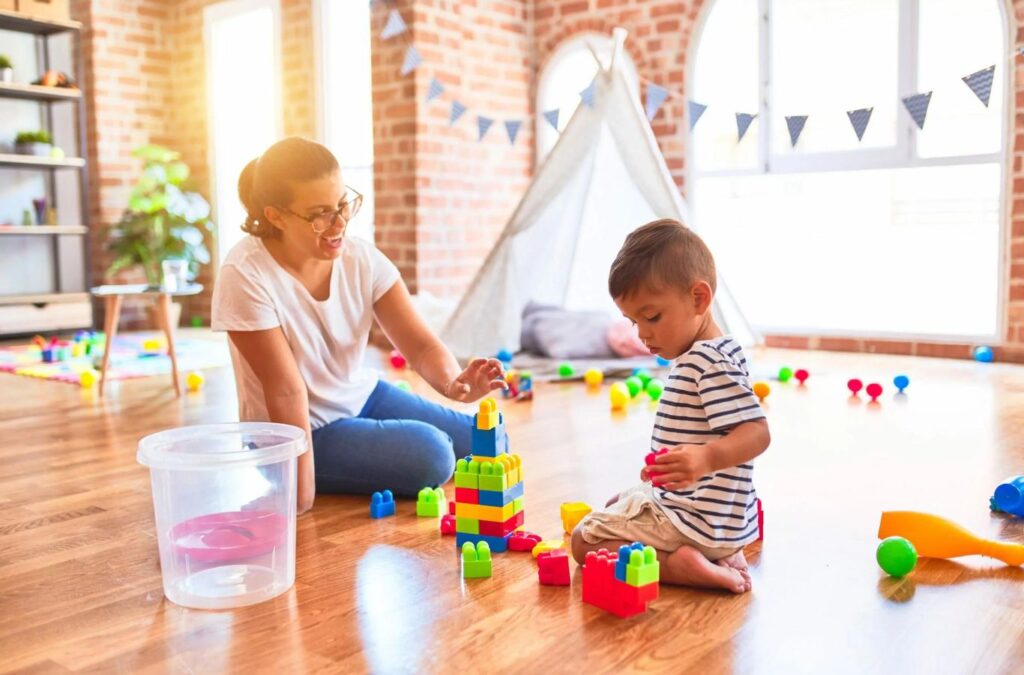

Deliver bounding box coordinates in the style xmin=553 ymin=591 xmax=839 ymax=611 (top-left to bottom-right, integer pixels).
xmin=170 ymin=510 xmax=287 ymax=563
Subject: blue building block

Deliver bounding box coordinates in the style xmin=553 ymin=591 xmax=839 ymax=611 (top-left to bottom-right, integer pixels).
xmin=615 ymin=542 xmax=644 ymax=582
xmin=370 ymin=489 xmax=395 ymax=518
xmin=992 ymin=476 xmax=1024 ymax=517
xmin=471 ymin=420 xmax=509 ymax=458
xmin=477 ymin=481 xmax=524 ymax=507
xmin=456 ymin=531 xmax=513 ymax=553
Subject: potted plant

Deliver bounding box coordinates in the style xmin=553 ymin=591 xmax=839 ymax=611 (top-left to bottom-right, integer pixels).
xmin=15 ymin=130 xmax=52 ymax=156
xmin=105 ymin=145 xmax=215 ymax=326
xmin=0 ymin=55 xmax=12 ymax=84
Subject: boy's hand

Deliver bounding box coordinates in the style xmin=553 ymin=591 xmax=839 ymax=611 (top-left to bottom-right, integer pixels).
xmin=651 ymin=444 xmax=713 ymax=491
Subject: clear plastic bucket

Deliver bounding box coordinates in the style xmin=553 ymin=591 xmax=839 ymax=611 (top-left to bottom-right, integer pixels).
xmin=137 ymin=422 xmax=306 ymax=609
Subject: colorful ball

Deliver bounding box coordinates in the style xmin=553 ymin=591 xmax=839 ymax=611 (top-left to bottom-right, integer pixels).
xmin=778 ymin=366 xmax=793 ymax=383
xmin=974 ymin=346 xmax=994 ymax=363
xmin=558 ymin=362 xmax=575 ymax=378
xmin=389 ymin=350 xmax=407 ymax=369
xmin=655 ymin=356 xmax=671 ymax=367
xmin=847 ymin=378 xmax=863 ymax=395
xmin=632 ymin=368 xmax=653 ymax=387
xmin=893 ymin=375 xmax=909 ymax=393
xmin=79 ymin=369 xmax=97 ymax=388
xmin=876 ymin=536 xmax=918 ymax=578
xmin=752 ymin=381 xmax=770 ymax=402
xmin=496 ymin=348 xmax=513 ymax=363
xmin=866 ymin=383 xmax=883 ymax=401
xmin=624 ymin=376 xmax=643 ymax=398
xmin=584 ymin=368 xmax=603 ymax=387
xmin=645 ymin=378 xmax=664 ymax=401
xmin=395 ymin=380 xmax=412 ymax=392
xmin=794 ymin=368 xmax=809 ymax=385
xmin=610 ymin=382 xmax=630 ymax=411
xmin=186 ymin=371 xmax=205 ymax=392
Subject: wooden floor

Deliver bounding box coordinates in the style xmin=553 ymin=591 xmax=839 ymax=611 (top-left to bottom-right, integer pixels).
xmin=2 ymin=333 xmax=1024 ymax=673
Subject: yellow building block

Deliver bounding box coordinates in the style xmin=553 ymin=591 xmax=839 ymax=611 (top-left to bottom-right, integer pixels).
xmin=477 ymin=397 xmax=499 ymax=430
xmin=455 ymin=499 xmax=520 ymax=522
xmin=560 ymin=502 xmax=592 ymax=535
xmin=532 ymin=539 xmax=567 ymax=558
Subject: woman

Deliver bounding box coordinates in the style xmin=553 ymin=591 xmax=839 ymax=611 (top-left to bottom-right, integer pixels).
xmin=212 ymin=137 xmax=505 ymax=513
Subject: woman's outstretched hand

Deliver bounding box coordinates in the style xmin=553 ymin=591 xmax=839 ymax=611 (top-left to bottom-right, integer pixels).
xmin=445 ymin=358 xmax=507 ymax=402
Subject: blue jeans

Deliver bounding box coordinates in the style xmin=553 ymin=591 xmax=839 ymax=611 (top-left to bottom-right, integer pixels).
xmin=311 ymin=380 xmax=473 ymax=496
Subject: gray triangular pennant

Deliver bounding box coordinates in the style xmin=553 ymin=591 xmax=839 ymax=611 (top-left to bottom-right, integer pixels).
xmin=846 ymin=107 xmax=873 ymax=141
xmin=505 ymin=120 xmax=522 ymax=145
xmin=579 ymin=79 xmax=597 ymax=109
xmin=449 ymin=100 xmax=467 ymax=126
xmin=477 ymin=116 xmax=494 ymax=141
xmin=785 ymin=115 xmax=808 ymax=147
xmin=426 ymin=78 xmax=444 ymax=103
xmin=735 ymin=112 xmax=757 ymax=142
xmin=646 ymin=83 xmax=669 ymax=121
xmin=688 ymin=100 xmax=707 ymax=131
xmin=962 ymin=65 xmax=995 ymax=107
xmin=543 ymin=109 xmax=560 ymax=130
xmin=400 ymin=46 xmax=422 ymax=76
xmin=902 ymin=91 xmax=932 ymax=130
xmin=380 ymin=9 xmax=407 ymax=39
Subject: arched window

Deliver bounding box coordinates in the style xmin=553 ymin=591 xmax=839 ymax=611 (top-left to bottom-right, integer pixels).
xmin=536 ymin=33 xmax=639 ymax=165
xmin=690 ymin=0 xmax=1007 ymax=339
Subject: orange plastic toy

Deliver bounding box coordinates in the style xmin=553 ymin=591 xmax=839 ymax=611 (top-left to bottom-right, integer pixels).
xmin=877 ymin=511 xmax=1024 ymax=566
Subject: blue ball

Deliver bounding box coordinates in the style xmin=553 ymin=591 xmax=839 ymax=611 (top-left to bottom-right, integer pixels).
xmin=893 ymin=374 xmax=909 ymax=392
xmin=655 ymin=356 xmax=671 ymax=367
xmin=496 ymin=348 xmax=513 ymax=363
xmin=974 ymin=346 xmax=994 ymax=363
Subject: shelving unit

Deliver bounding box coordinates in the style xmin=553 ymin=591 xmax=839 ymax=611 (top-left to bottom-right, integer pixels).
xmin=0 ymin=8 xmax=92 ymax=337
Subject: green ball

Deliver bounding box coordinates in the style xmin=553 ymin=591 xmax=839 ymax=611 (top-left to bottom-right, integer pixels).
xmin=395 ymin=380 xmax=412 ymax=392
xmin=558 ymin=362 xmax=575 ymax=378
xmin=778 ymin=366 xmax=794 ymax=383
xmin=645 ymin=378 xmax=664 ymax=401
xmin=633 ymin=368 xmax=652 ymax=387
xmin=876 ymin=536 xmax=918 ymax=578
xmin=624 ymin=376 xmax=643 ymax=398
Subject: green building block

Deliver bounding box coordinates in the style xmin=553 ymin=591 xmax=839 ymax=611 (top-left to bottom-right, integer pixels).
xmin=625 ymin=545 xmax=659 ymax=587
xmin=512 ymin=496 xmax=524 ymax=514
xmin=454 ymin=458 xmax=479 ymax=489
xmin=462 ymin=541 xmax=492 ymax=578
xmin=478 ymin=461 xmax=507 ymax=492
xmin=416 ymin=486 xmax=445 ymax=517
xmin=456 ymin=517 xmax=479 ymax=534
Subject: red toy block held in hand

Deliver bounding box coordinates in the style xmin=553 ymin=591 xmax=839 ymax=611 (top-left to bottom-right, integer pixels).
xmin=645 ymin=448 xmax=669 ymax=486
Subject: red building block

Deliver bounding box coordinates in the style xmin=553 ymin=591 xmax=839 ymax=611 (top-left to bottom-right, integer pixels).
xmin=538 ymin=549 xmax=571 ymax=586
xmin=582 ymin=548 xmax=659 ymax=618
xmin=440 ymin=514 xmax=456 ymax=536
xmin=508 ymin=530 xmax=542 ymax=552
xmin=756 ymin=498 xmax=763 ymax=541
xmin=644 ymin=448 xmax=669 ymax=486
xmin=478 ymin=510 xmax=525 ymax=537
xmin=455 ymin=488 xmax=479 ymax=505
xmin=448 ymin=500 xmax=456 ymax=516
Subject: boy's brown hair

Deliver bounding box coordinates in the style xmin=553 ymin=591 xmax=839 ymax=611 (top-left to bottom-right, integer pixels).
xmin=608 ymin=218 xmax=717 ymax=299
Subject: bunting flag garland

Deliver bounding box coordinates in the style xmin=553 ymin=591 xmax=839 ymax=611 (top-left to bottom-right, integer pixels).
xmin=543 ymin=109 xmax=560 ymax=131
xmin=846 ymin=107 xmax=873 ymax=141
xmin=902 ymin=91 xmax=932 ymax=130
xmin=505 ymin=120 xmax=522 ymax=146
xmin=785 ymin=115 xmax=808 ymax=147
xmin=477 ymin=116 xmax=494 ymax=141
xmin=380 ymin=9 xmax=408 ymax=39
xmin=688 ymin=100 xmax=707 ymax=130
xmin=426 ymin=78 xmax=445 ymax=103
xmin=579 ymin=79 xmax=597 ymax=109
xmin=962 ymin=65 xmax=995 ymax=107
xmin=450 ymin=100 xmax=467 ymax=126
xmin=645 ymin=83 xmax=669 ymax=121
xmin=400 ymin=45 xmax=422 ymax=76
xmin=736 ymin=112 xmax=757 ymax=142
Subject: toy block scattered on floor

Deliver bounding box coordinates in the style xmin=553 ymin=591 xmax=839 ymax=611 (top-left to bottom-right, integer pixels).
xmin=582 ymin=545 xmax=660 ymax=618
xmin=462 ymin=541 xmax=492 ymax=578
xmin=370 ymin=489 xmax=395 ymax=519
xmin=538 ymin=549 xmax=571 ymax=586
xmin=560 ymin=502 xmax=592 ymax=535
xmin=449 ymin=500 xmax=456 ymax=515
xmin=508 ymin=530 xmax=542 ymax=552
xmin=440 ymin=514 xmax=456 ymax=535
xmin=532 ymin=539 xmax=567 ymax=558
xmin=416 ymin=487 xmax=445 ymax=517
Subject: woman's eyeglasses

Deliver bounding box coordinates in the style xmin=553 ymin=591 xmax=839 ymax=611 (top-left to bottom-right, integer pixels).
xmin=277 ymin=187 xmax=363 ymax=234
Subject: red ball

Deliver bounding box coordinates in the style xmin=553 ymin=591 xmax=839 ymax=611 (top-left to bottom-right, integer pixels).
xmin=389 ymin=350 xmax=407 ymax=369
xmin=866 ymin=383 xmax=883 ymax=401
xmin=795 ymin=368 xmax=809 ymax=384
xmin=847 ymin=378 xmax=863 ymax=394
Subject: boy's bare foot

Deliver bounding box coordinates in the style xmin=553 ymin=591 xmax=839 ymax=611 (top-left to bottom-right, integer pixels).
xmin=717 ymin=550 xmax=749 ymax=572
xmin=663 ymin=546 xmax=750 ymax=594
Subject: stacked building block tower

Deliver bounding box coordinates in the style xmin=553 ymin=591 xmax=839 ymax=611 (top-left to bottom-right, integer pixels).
xmin=454 ymin=398 xmax=524 ymax=553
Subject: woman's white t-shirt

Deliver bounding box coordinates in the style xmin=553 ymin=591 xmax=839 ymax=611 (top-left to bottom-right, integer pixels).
xmin=211 ymin=235 xmax=400 ymax=429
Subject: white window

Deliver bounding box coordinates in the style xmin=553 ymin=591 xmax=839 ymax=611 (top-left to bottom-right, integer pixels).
xmin=691 ymin=0 xmax=1006 ymax=339
xmin=316 ymin=0 xmax=375 ymax=243
xmin=204 ymin=0 xmax=283 ymax=262
xmin=536 ymin=33 xmax=639 ymax=165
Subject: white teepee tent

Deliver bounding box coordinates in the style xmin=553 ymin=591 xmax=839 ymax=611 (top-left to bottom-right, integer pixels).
xmin=440 ymin=30 xmax=757 ymax=359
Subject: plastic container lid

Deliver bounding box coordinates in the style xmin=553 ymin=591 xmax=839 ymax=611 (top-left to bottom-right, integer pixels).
xmin=137 ymin=422 xmax=306 ymax=470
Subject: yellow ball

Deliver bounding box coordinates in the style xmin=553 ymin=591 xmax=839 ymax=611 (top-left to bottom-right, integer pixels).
xmin=142 ymin=338 xmax=163 ymax=352
xmin=79 ymin=369 xmax=97 ymax=388
xmin=584 ymin=368 xmax=603 ymax=387
xmin=752 ymin=381 xmax=770 ymax=402
xmin=610 ymin=382 xmax=630 ymax=410
xmin=186 ymin=371 xmax=205 ymax=392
